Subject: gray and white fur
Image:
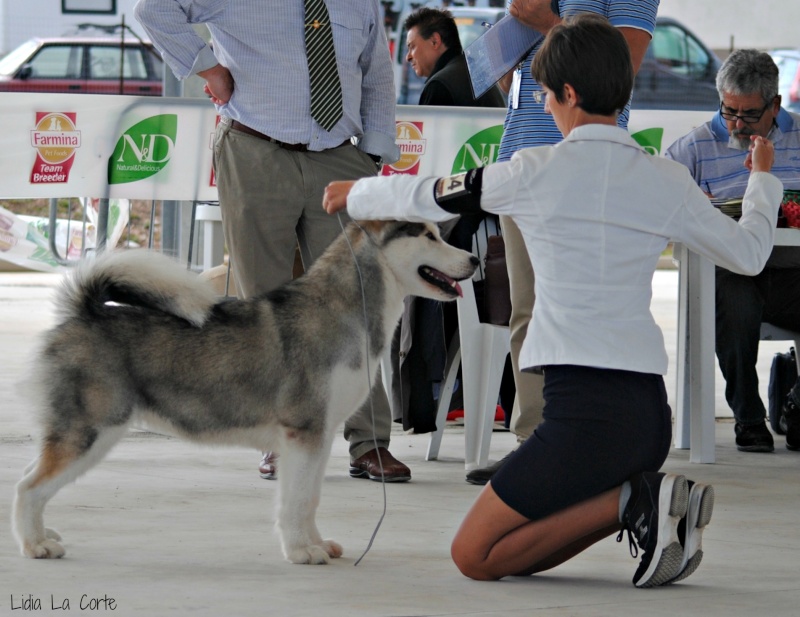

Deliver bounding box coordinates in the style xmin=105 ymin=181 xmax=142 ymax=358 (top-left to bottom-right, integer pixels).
xmin=13 ymin=220 xmax=477 ymax=564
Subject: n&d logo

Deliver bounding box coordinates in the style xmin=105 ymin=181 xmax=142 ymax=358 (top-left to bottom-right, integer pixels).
xmin=450 ymin=125 xmax=504 ymax=174
xmin=108 ymin=114 xmax=178 ymax=184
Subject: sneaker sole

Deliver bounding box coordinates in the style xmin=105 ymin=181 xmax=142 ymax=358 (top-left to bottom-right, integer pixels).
xmin=635 ymin=474 xmax=689 ymax=588
xmin=667 ymin=483 xmax=714 ymax=584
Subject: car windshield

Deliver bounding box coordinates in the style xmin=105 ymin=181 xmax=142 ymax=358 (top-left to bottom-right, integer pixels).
xmin=0 ymin=40 xmax=39 ymax=76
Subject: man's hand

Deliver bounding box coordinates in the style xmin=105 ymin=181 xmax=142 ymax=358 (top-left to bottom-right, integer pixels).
xmin=197 ymin=64 xmax=234 ymax=105
xmin=323 ymin=181 xmax=357 ymax=214
xmin=509 ymin=0 xmax=560 ymax=34
xmin=746 ymin=135 xmax=775 ymax=173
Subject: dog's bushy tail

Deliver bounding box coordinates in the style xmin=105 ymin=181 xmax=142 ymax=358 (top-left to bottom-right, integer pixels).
xmin=57 ymin=250 xmax=217 ymax=326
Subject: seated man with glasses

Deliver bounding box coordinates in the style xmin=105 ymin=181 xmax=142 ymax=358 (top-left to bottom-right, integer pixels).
xmin=666 ymin=49 xmax=800 ymax=453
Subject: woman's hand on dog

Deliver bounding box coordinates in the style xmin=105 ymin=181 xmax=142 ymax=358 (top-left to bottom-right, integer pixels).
xmin=323 ymin=181 xmax=356 ymax=214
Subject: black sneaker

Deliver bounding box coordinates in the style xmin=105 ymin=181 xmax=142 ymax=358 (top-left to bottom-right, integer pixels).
xmin=734 ymin=421 xmax=774 ymax=452
xmin=666 ymin=480 xmax=715 ymax=584
xmin=465 ymin=451 xmax=513 ymax=485
xmin=783 ymin=398 xmax=800 ymax=451
xmin=618 ymin=472 xmax=688 ymax=588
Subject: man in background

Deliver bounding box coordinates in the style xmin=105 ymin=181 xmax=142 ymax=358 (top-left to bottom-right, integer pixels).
xmin=666 ymin=49 xmax=800 ymax=453
xmin=405 ymin=7 xmax=505 ymax=107
xmin=135 ymin=0 xmax=411 ymax=482
xmin=393 ymin=6 xmax=506 ymax=434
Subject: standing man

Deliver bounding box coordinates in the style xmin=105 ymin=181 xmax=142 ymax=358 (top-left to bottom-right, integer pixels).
xmin=134 ymin=0 xmax=411 ymax=482
xmin=466 ymin=0 xmax=659 ymax=485
xmin=405 ymin=7 xmax=505 ymax=107
xmin=666 ymin=49 xmax=800 ymax=453
xmin=393 ymin=6 xmax=506 ymax=433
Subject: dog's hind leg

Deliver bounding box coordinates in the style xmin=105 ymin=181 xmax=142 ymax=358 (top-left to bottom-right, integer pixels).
xmin=275 ymin=433 xmax=342 ymax=564
xmin=13 ymin=424 xmax=129 ymax=558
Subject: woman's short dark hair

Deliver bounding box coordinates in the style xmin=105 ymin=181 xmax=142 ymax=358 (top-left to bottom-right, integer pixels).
xmin=404 ymin=7 xmax=462 ymax=53
xmin=531 ymin=13 xmax=633 ymax=116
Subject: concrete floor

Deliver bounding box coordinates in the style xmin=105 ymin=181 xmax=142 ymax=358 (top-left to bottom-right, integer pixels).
xmin=1 ymin=270 xmax=799 ymax=617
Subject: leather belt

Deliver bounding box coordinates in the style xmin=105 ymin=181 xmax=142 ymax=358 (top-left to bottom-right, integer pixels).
xmin=229 ymin=120 xmax=348 ymax=152
xmin=229 ymin=120 xmax=308 ymax=151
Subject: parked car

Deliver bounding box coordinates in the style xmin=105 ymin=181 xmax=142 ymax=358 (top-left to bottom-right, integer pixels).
xmin=631 ymin=17 xmax=722 ymax=111
xmin=0 ymin=26 xmax=164 ymax=96
xmin=769 ymin=48 xmax=800 ymax=113
xmin=392 ymin=6 xmax=505 ymax=105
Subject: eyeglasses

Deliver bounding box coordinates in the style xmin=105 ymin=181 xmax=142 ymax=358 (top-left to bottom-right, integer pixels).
xmin=719 ymin=101 xmax=771 ymax=124
xmin=532 ymin=90 xmax=547 ymax=105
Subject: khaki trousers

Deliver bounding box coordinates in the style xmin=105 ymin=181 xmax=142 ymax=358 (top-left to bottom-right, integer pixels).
xmin=213 ymin=120 xmax=391 ymax=459
xmin=499 ymin=215 xmax=545 ymax=443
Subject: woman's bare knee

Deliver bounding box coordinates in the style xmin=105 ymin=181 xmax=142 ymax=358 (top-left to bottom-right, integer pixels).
xmin=450 ymin=537 xmax=501 ymax=581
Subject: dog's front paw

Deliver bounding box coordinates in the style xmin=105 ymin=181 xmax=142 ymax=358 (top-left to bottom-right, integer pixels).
xmin=320 ymin=539 xmax=343 ymax=559
xmin=22 ymin=538 xmax=65 ymax=559
xmin=285 ymin=541 xmax=341 ymax=565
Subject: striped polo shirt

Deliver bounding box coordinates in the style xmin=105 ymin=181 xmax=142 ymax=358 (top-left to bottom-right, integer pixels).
xmin=665 ymin=109 xmax=800 ymax=198
xmin=498 ymin=0 xmax=659 ymax=161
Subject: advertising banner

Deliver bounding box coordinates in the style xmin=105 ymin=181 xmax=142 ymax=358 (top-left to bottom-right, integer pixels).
xmin=0 ymin=92 xmax=712 ymax=202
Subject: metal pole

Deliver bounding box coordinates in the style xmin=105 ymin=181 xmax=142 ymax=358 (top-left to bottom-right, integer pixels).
xmin=96 ymin=198 xmax=108 ymax=252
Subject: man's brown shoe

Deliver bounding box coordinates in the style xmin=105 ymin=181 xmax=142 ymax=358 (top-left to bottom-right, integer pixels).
xmin=349 ymin=447 xmax=411 ymax=482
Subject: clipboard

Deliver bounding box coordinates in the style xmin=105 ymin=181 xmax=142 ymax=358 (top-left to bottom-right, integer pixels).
xmin=463 ymin=14 xmax=543 ymax=99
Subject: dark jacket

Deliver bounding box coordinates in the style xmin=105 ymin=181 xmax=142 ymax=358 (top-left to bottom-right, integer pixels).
xmin=419 ymin=47 xmax=505 ymax=107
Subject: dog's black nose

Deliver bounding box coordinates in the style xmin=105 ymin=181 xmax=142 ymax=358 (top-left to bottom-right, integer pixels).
xmin=470 ymin=256 xmax=480 ymax=267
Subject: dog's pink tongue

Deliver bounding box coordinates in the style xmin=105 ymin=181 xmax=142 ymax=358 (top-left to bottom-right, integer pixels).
xmin=455 ymin=281 xmax=463 ymax=297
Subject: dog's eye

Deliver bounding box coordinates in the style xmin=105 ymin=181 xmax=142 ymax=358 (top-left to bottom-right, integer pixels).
xmin=426 ymin=232 xmax=436 ymax=241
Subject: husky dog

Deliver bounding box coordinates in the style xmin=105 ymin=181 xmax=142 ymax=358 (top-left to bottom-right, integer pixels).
xmin=13 ymin=220 xmax=478 ymax=564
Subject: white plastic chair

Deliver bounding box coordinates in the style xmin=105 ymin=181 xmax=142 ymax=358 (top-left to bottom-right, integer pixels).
xmin=426 ymin=277 xmax=510 ymax=470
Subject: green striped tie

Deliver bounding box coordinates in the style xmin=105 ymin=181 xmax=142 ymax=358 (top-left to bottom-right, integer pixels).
xmin=305 ymin=0 xmax=343 ymax=132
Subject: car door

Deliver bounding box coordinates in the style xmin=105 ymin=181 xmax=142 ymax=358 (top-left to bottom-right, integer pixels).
xmin=13 ymin=43 xmax=87 ymax=93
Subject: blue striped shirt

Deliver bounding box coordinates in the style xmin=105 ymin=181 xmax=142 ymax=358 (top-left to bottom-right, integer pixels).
xmin=665 ymin=109 xmax=800 ymax=198
xmin=497 ymin=0 xmax=659 ymax=161
xmin=666 ymin=109 xmax=800 ymax=267
xmin=134 ymin=0 xmax=400 ymax=161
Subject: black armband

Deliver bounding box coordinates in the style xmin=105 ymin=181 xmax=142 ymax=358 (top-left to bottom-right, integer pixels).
xmin=432 ymin=167 xmax=484 ymax=214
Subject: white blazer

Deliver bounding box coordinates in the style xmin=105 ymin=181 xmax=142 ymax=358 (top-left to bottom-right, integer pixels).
xmin=346 ymin=124 xmax=783 ymax=376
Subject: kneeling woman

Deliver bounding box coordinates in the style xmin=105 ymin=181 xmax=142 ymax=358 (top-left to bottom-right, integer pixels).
xmin=323 ymin=14 xmax=781 ymax=588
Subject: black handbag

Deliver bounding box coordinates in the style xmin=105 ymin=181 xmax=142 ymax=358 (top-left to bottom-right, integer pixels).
xmin=768 ymin=347 xmax=798 ymax=435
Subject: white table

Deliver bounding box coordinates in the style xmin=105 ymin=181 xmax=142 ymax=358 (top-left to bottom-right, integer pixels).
xmin=674 ymin=228 xmax=800 ymax=463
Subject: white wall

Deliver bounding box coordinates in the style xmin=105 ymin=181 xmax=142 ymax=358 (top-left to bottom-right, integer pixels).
xmin=0 ymin=0 xmax=148 ymax=56
xmin=658 ymin=0 xmax=800 ymax=54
